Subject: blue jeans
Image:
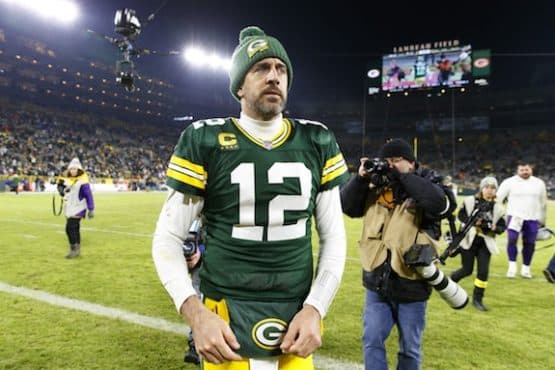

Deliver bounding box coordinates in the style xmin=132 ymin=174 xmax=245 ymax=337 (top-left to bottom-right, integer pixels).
xmin=362 ymin=289 xmax=427 ymax=370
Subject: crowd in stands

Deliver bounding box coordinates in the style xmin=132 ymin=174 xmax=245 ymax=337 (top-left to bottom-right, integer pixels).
xmin=418 ymin=130 xmax=555 ymax=194
xmin=1 ymin=104 xmax=554 ymax=196
xmin=0 ymin=104 xmax=180 ymax=191
xmin=339 ymin=130 xmax=555 ymax=196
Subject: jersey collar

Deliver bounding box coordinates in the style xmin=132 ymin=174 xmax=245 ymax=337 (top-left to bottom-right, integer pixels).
xmin=231 ymin=117 xmax=292 ymax=150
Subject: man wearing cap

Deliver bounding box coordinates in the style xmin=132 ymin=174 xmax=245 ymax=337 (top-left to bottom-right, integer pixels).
xmin=152 ymin=26 xmax=349 ymax=369
xmin=450 ymin=176 xmax=506 ymax=311
xmin=497 ymin=162 xmax=547 ymax=278
xmin=56 ymin=157 xmax=95 ymax=258
xmin=340 ymin=138 xmax=455 ymax=370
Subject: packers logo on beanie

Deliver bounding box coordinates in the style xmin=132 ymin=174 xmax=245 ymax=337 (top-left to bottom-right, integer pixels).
xmin=229 ymin=26 xmax=293 ymax=101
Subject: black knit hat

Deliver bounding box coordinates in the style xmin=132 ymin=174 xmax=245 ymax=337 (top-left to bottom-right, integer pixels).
xmin=229 ymin=26 xmax=293 ymax=101
xmin=379 ymin=138 xmax=415 ymax=161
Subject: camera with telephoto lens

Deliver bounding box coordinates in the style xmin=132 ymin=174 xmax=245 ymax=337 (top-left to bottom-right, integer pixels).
xmin=363 ymin=158 xmax=390 ymax=187
xmin=404 ymin=244 xmax=468 ymax=309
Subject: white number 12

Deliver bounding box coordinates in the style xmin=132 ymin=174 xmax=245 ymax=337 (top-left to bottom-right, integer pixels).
xmin=230 ymin=162 xmax=311 ymax=241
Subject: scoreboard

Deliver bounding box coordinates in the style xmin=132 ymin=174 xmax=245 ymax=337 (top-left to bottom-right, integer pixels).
xmin=367 ymin=42 xmax=491 ymax=95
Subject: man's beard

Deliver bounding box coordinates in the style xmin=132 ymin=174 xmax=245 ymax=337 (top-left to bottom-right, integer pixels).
xmin=251 ymin=95 xmax=286 ymax=121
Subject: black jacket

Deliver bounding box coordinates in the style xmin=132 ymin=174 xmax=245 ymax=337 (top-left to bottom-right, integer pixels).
xmin=340 ymin=165 xmax=455 ymax=302
xmin=341 ymin=166 xmax=454 ymax=239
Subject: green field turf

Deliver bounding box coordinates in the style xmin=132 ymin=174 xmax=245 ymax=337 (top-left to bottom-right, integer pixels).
xmin=0 ymin=191 xmax=554 ymax=369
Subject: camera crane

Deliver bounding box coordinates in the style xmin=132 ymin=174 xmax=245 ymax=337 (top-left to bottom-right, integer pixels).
xmin=86 ymin=2 xmax=178 ymax=92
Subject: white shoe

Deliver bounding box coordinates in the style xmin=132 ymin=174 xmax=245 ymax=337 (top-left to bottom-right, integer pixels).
xmin=506 ymin=262 xmax=517 ymax=278
xmin=521 ymin=265 xmax=532 ymax=279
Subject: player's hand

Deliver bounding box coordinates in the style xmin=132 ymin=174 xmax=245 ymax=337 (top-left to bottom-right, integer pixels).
xmin=280 ymin=304 xmax=322 ymax=358
xmin=185 ymin=249 xmax=201 ymax=269
xmin=181 ymin=296 xmax=242 ymax=364
xmin=87 ymin=210 xmax=94 ymax=219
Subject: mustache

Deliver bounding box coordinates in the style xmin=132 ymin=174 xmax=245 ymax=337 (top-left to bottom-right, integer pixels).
xmin=262 ymin=88 xmax=282 ymax=97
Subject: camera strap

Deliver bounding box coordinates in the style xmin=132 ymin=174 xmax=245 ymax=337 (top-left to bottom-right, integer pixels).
xmin=52 ymin=194 xmax=63 ymax=216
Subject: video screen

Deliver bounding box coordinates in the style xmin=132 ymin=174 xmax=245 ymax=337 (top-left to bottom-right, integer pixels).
xmin=382 ymin=45 xmax=472 ymax=92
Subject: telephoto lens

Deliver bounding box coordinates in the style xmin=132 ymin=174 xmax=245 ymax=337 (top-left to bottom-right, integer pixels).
xmin=416 ymin=264 xmax=469 ymax=309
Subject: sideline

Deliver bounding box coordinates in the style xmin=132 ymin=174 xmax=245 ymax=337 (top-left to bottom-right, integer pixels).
xmin=0 ymin=281 xmax=364 ymax=370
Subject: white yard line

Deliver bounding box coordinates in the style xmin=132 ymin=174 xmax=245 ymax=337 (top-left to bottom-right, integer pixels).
xmin=0 ymin=281 xmax=364 ymax=370
xmin=0 ymin=219 xmax=153 ymax=238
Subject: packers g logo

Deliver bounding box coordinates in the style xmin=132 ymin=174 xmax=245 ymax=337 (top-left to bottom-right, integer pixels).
xmin=251 ymin=318 xmax=287 ymax=350
xmin=218 ymin=133 xmax=238 ymax=150
xmin=247 ymin=39 xmax=269 ymax=58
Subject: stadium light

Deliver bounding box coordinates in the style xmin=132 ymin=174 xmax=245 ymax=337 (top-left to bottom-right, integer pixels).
xmin=173 ymin=116 xmax=194 ymax=121
xmin=183 ymin=46 xmax=231 ymax=72
xmin=0 ymin=0 xmax=79 ymax=24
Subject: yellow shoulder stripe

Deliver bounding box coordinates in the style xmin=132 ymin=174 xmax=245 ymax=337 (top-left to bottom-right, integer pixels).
xmin=167 ymin=169 xmax=205 ymax=190
xmin=324 ymin=153 xmax=345 ymax=172
xmin=322 ymin=153 xmax=347 ymax=184
xmin=169 ymin=155 xmax=205 ymax=175
xmin=167 ymin=155 xmax=206 ymax=190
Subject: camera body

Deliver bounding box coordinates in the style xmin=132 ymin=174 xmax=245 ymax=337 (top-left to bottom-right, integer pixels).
xmin=115 ymin=60 xmax=135 ymax=92
xmin=363 ymin=158 xmax=390 ymax=187
xmin=478 ymin=212 xmax=493 ymax=231
xmin=114 ymin=8 xmax=141 ymax=39
xmin=182 ymin=238 xmax=198 ymax=258
xmin=182 ymin=218 xmax=203 ymax=259
xmin=56 ymin=179 xmax=69 ymax=196
xmin=475 ymin=201 xmax=494 ymax=232
xmin=363 ymin=157 xmax=389 ymax=174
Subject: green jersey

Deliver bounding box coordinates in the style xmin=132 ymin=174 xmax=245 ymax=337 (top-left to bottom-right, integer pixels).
xmin=166 ymin=117 xmax=349 ymax=302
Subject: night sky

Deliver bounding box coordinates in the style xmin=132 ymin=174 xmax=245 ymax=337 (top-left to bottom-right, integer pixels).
xmin=3 ymin=1 xmax=555 ymax=105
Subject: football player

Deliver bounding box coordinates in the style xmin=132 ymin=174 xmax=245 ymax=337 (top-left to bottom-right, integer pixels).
xmin=153 ymin=26 xmax=349 ymax=370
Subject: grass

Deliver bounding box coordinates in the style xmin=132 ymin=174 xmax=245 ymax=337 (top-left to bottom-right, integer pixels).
xmin=0 ymin=191 xmax=554 ymax=369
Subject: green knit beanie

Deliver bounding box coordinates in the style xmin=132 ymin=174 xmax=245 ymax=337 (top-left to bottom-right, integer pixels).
xmin=229 ymin=26 xmax=293 ymax=101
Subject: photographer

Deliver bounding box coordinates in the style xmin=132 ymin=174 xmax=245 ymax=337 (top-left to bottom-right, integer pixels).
xmin=451 ymin=177 xmax=506 ymax=311
xmin=56 ymin=157 xmax=94 ymax=259
xmin=340 ymin=138 xmax=454 ymax=370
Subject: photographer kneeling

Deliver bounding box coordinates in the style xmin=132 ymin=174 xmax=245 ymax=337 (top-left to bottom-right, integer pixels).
xmin=340 ymin=138 xmax=456 ymax=370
